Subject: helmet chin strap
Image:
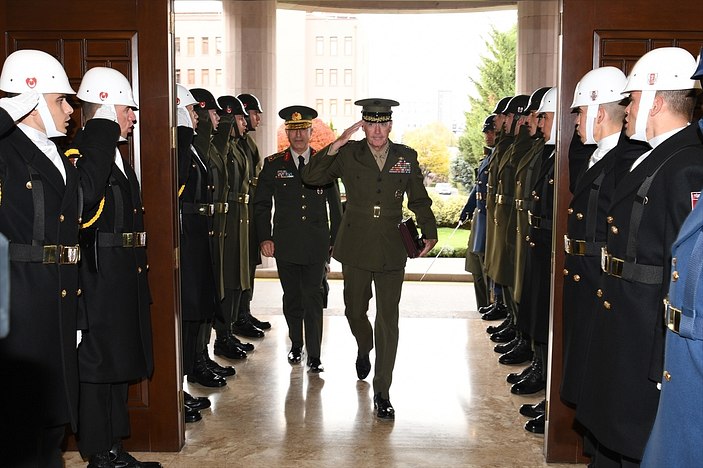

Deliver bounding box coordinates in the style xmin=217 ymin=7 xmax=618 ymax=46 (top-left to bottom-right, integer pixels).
xmin=545 ymin=114 xmax=557 ymax=145
xmin=585 ymin=104 xmax=599 ymax=145
xmin=36 ymin=94 xmax=65 ymax=138
xmin=630 ymin=90 xmax=656 ymax=142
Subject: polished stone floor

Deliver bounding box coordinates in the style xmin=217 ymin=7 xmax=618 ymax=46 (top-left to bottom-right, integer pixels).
xmin=65 ymin=278 xmax=581 ymax=467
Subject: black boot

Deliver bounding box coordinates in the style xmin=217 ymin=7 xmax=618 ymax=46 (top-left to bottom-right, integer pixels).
xmin=506 ymin=364 xmax=531 ymax=384
xmin=250 ymin=314 xmax=271 ymax=330
xmin=373 ymin=393 xmax=395 ymax=420
xmin=510 ymin=355 xmax=545 ymax=395
xmin=228 ymin=333 xmax=255 ymax=351
xmin=498 ymin=337 xmax=533 ymax=365
xmin=214 ymin=335 xmax=247 ymax=360
xmin=88 ymin=452 xmax=114 ymax=468
xmin=494 ymin=336 xmax=520 ymax=354
xmin=525 ymin=413 xmax=545 ymax=434
xmin=187 ymin=354 xmax=227 ymax=387
xmin=486 ymin=317 xmax=511 ymax=334
xmin=203 ymin=350 xmax=236 ymax=377
xmin=478 ymin=302 xmax=496 ymax=315
xmin=184 ymin=404 xmax=201 ymax=423
xmin=519 ymin=399 xmax=545 ymax=418
xmin=490 ymin=325 xmax=516 ymax=343
xmin=110 ymin=440 xmax=162 ymax=467
xmin=232 ymin=318 xmax=264 ymax=338
xmin=184 ymin=391 xmax=211 ymax=411
xmin=481 ymin=302 xmax=508 ymax=321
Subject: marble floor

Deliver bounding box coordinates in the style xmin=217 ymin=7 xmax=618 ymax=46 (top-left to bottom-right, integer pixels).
xmin=65 ymin=279 xmax=581 ymax=467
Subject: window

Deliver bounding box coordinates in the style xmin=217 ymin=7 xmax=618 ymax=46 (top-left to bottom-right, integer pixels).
xmin=344 ymin=99 xmax=352 ymax=116
xmin=175 ymin=37 xmax=181 ymax=55
xmin=187 ymin=69 xmax=195 ymax=84
xmin=344 ymin=69 xmax=352 ymax=86
xmin=330 ymin=99 xmax=337 ymax=116
xmin=201 ymin=69 xmax=209 ymax=85
xmin=175 ymin=69 xmax=181 ymax=83
xmin=315 ymin=69 xmax=324 ymax=86
xmin=216 ymin=37 xmax=223 ymax=55
xmin=330 ymin=36 xmax=338 ymax=56
xmin=215 ymin=69 xmax=223 ymax=86
xmin=315 ymin=36 xmax=324 ymax=55
xmin=202 ymin=37 xmax=209 ymax=55
xmin=329 ymin=69 xmax=337 ymax=86
xmin=344 ymin=36 xmax=352 ymax=55
xmin=187 ymin=37 xmax=195 ymax=56
xmin=315 ymin=99 xmax=324 ymax=115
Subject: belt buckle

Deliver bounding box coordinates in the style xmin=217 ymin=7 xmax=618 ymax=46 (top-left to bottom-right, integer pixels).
xmin=373 ymin=205 xmax=381 ymax=218
xmin=564 ymin=235 xmax=571 ymax=254
xmin=601 ymin=247 xmax=609 ymax=272
xmin=663 ymin=298 xmax=682 ymax=333
xmin=515 ymin=199 xmax=523 ymax=210
xmin=44 ymin=244 xmax=79 ymax=264
xmin=223 ymin=202 xmax=229 ymax=213
xmin=250 ymin=177 xmax=258 ymax=187
xmin=476 ymin=192 xmax=483 ymax=201
xmin=496 ymin=194 xmax=503 ymax=205
xmin=239 ymin=193 xmax=250 ymax=204
xmin=610 ymin=256 xmax=624 ymax=277
xmin=135 ymin=231 xmax=147 ymax=247
xmin=207 ymin=204 xmax=215 ymax=216
xmin=122 ymin=232 xmax=135 ymax=247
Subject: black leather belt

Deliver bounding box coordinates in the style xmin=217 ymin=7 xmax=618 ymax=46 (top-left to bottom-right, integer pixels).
xmin=528 ymin=211 xmax=551 ymax=230
xmin=9 ymin=243 xmax=80 ymax=264
xmin=563 ymin=235 xmax=604 ymax=256
xmin=600 ymin=247 xmax=663 ymax=284
xmin=182 ymin=203 xmax=215 ymax=216
xmin=345 ymin=203 xmax=402 ymax=219
xmin=98 ymin=232 xmax=147 ymax=248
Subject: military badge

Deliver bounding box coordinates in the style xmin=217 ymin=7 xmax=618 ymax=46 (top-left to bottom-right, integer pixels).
xmin=648 ymin=73 xmax=658 ymax=86
xmin=692 ymin=192 xmax=700 ymax=210
xmin=389 ymin=157 xmax=411 ymax=174
xmin=316 ymin=188 xmax=324 ymax=195
xmin=99 ymin=91 xmax=109 ymax=101
xmin=275 ymin=169 xmax=295 ymax=179
xmin=25 ymin=77 xmax=37 ymax=88
xmin=590 ymin=90 xmax=598 ymax=101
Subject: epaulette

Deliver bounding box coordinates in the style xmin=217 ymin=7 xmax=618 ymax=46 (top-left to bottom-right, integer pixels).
xmin=267 ymin=151 xmax=286 ymax=162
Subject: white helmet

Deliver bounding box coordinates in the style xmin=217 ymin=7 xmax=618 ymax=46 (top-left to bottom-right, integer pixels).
xmin=537 ymin=86 xmax=557 ymax=113
xmin=176 ymin=84 xmax=197 ymax=108
xmin=571 ymin=67 xmax=627 ymax=144
xmin=623 ymin=47 xmax=701 ymax=93
xmin=0 ymin=49 xmax=75 ymax=94
xmin=77 ymin=67 xmax=137 ymax=107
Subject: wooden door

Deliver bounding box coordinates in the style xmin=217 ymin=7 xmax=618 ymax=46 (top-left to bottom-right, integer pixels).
xmin=0 ymin=0 xmax=184 ymax=451
xmin=548 ymin=0 xmax=703 ymax=462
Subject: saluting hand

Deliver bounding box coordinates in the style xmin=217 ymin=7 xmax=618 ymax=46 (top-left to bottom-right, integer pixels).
xmin=330 ymin=120 xmax=363 ymax=153
xmin=418 ymin=238 xmax=438 ymax=257
xmin=0 ymin=90 xmax=39 ymax=122
xmin=260 ymin=240 xmax=275 ymax=258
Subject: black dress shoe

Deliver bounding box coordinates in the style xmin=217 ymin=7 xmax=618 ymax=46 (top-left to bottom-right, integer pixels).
xmin=288 ymin=346 xmax=303 ymax=364
xmin=307 ymin=357 xmax=324 ymax=373
xmin=494 ymin=336 xmax=520 ymax=354
xmin=232 ymin=319 xmax=264 ymax=338
xmin=373 ymin=393 xmax=395 ymax=420
xmin=519 ymin=399 xmax=545 ymax=418
xmin=88 ymin=452 xmax=114 ymax=468
xmin=203 ymin=351 xmax=236 ymax=377
xmin=250 ymin=314 xmax=271 ymax=330
xmin=510 ymin=358 xmax=545 ymax=395
xmin=481 ymin=303 xmax=509 ymax=321
xmin=229 ymin=334 xmax=255 ymax=352
xmin=478 ymin=303 xmax=496 ymax=315
xmin=490 ymin=325 xmax=516 ymax=343
xmin=110 ymin=441 xmax=162 ymax=467
xmin=214 ymin=336 xmax=248 ymax=360
xmin=506 ymin=365 xmax=531 ymax=384
xmin=187 ymin=358 xmax=227 ymax=387
xmin=184 ymin=391 xmax=211 ymax=411
xmin=499 ymin=338 xmax=533 ymax=365
xmin=356 ymin=354 xmax=371 ymax=380
xmin=184 ymin=405 xmax=202 ymax=423
xmin=525 ymin=413 xmax=545 ymax=434
xmin=486 ymin=317 xmax=511 ymax=334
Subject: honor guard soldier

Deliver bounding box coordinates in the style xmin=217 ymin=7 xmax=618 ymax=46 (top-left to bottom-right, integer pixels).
xmin=301 ymin=98 xmax=438 ymax=419
xmin=211 ymin=95 xmax=255 ymax=360
xmin=577 ymin=47 xmax=703 ymax=466
xmin=254 ymin=105 xmax=342 ymax=372
xmin=0 ymin=50 xmax=109 ymax=467
xmin=459 ymin=114 xmax=496 ymax=311
xmin=641 ymin=50 xmax=703 ymax=468
xmin=176 ymin=85 xmax=224 ymax=423
xmin=233 ymin=92 xmax=271 ymax=337
xmin=72 ymin=67 xmax=161 ymax=468
xmin=188 ymin=87 xmax=236 ymax=407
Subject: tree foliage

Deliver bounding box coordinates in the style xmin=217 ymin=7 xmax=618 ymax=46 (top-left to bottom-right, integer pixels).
xmin=402 ymin=121 xmax=454 ymax=184
xmin=454 ymin=24 xmax=516 ymax=189
xmin=276 ymin=118 xmax=337 ymax=152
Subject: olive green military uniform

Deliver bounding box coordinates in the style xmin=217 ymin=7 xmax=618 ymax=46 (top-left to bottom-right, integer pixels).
xmin=484 ymin=130 xmax=514 ymax=278
xmin=302 ymin=139 xmax=437 ymax=398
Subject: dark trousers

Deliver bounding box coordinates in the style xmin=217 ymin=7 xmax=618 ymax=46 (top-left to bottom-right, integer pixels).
xmin=277 ymin=259 xmax=326 ymax=358
xmin=77 ymin=382 xmax=129 ymax=458
xmin=181 ymin=320 xmax=201 ymax=376
xmin=236 ymin=266 xmax=257 ymax=322
xmin=342 ymin=264 xmax=404 ymax=399
xmin=465 ymin=251 xmax=488 ymax=309
xmin=214 ymin=287 xmax=242 ymax=338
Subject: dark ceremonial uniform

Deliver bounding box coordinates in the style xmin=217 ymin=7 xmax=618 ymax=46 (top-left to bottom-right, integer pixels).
xmin=560 ymin=133 xmax=646 ymax=405
xmin=302 ymin=139 xmax=436 ymax=397
xmin=254 ymin=148 xmax=342 ymax=359
xmin=577 ymin=124 xmax=703 ymax=461
xmin=73 ymin=119 xmax=154 ymax=455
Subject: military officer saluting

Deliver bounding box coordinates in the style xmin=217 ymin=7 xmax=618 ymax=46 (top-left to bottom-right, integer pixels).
xmin=301 ymin=98 xmax=437 ymax=419
xmin=254 ymin=105 xmax=342 ymax=372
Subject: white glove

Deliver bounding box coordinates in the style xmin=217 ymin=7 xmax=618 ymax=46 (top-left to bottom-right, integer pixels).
xmin=0 ymin=91 xmax=40 ymax=121
xmin=92 ymin=104 xmax=118 ymax=123
xmin=177 ymin=107 xmax=193 ymax=128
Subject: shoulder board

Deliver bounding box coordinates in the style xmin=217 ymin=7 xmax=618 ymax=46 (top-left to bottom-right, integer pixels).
xmin=267 ymin=150 xmax=287 ymax=162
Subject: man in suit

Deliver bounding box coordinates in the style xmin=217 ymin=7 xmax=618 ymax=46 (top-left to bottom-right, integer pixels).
xmin=577 ymin=47 xmax=703 ymax=466
xmin=72 ymin=67 xmax=160 ymax=468
xmin=254 ymin=105 xmax=342 ymax=372
xmin=302 ymin=98 xmax=438 ymax=419
xmin=0 ymin=49 xmax=110 ymax=467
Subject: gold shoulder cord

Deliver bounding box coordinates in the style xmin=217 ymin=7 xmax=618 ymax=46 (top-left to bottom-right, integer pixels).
xmin=178 ymin=185 xmax=186 ymax=197
xmin=64 ymin=149 xmax=106 ymax=229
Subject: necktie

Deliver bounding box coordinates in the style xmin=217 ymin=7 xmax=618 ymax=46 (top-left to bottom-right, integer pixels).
xmin=298 ymin=155 xmax=305 ymax=171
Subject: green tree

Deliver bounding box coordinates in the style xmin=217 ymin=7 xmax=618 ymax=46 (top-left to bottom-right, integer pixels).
xmin=454 ymin=24 xmax=516 ymax=189
xmin=402 ymin=121 xmax=454 ymax=184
